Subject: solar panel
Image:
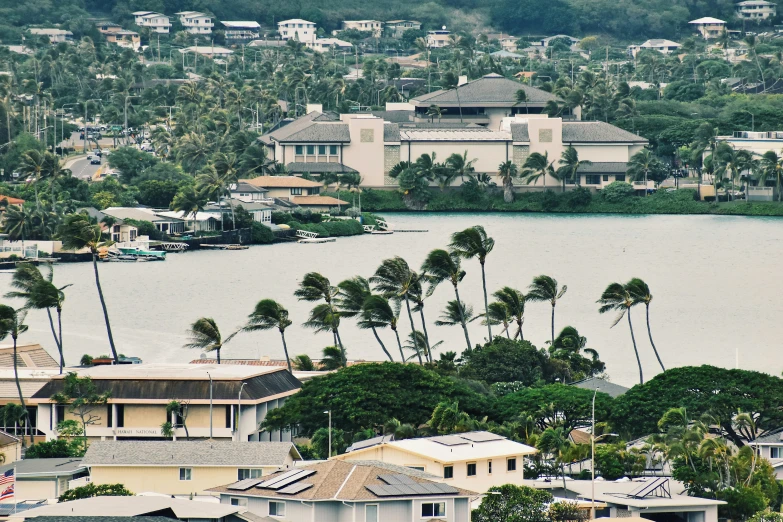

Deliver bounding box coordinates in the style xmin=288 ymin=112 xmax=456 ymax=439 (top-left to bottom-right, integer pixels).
xmin=432 ymin=482 xmax=460 ymax=494
xmin=378 ymin=474 xmax=418 ymax=486
xmin=278 ymin=482 xmax=314 ymax=495
xmin=459 ymin=432 xmax=504 ymax=443
xmin=266 ymin=469 xmax=317 ymax=490
xmin=257 ymin=469 xmax=304 ymax=488
xmin=227 ymin=478 xmax=264 ymax=491
xmin=429 ymin=435 xmax=470 ymax=446
xmin=366 ymin=481 xmax=460 ymax=497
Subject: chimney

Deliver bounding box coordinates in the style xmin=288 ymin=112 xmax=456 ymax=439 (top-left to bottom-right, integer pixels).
xmin=259 ymin=355 xmax=271 ymax=362
xmin=458 ymin=75 xmax=468 ymax=86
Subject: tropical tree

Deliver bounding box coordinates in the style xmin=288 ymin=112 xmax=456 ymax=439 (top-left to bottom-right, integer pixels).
xmin=521 ymin=151 xmax=555 ymax=188
xmin=627 ymin=149 xmax=656 ymax=196
xmin=449 ymin=226 xmax=495 ymax=341
xmin=426 ymin=104 xmax=444 ymax=123
xmin=421 ymin=249 xmax=471 ymax=349
xmin=527 ymin=275 xmax=567 ymax=345
xmin=626 ymin=278 xmax=665 ymax=372
xmin=295 ymin=273 xmax=346 ymax=364
xmin=473 ymin=301 xmax=513 ymax=339
xmin=557 ymin=147 xmax=591 ymax=191
xmin=244 ymin=299 xmax=293 ymax=373
xmin=759 ymin=150 xmax=783 ymax=201
xmin=537 ymin=426 xmax=573 ymax=490
xmin=166 ymin=400 xmax=190 ymax=439
xmin=184 ymin=317 xmax=237 ymax=363
xmin=360 ymin=295 xmax=404 ymax=362
xmin=714 ymin=144 xmax=752 ymax=202
xmin=0 ymin=305 xmax=31 ymax=445
xmin=493 ymin=287 xmax=526 ymax=340
xmin=515 ymin=89 xmax=528 ymax=113
xmin=597 ymin=282 xmax=643 ymax=384
xmin=497 ymin=161 xmax=518 ymax=203
xmin=337 ymin=277 xmax=394 ymax=363
xmin=436 ymin=300 xmax=475 ymax=329
xmin=320 ymin=346 xmax=345 ymax=370
xmin=445 ymin=151 xmax=476 ymax=183
xmin=171 ymin=185 xmax=207 ymax=220
xmin=57 ymin=214 xmax=118 ymax=362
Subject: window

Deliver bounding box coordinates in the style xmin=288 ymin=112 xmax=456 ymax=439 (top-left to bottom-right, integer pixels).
xmin=507 ymin=458 xmax=517 ymax=472
xmin=329 ymin=145 xmax=338 ymax=155
xmin=116 ymin=405 xmax=124 ymax=427
xmin=422 ymin=502 xmax=446 ymax=517
xmin=269 ymin=501 xmax=286 ymax=517
xmin=467 ymin=463 xmax=477 ymax=476
xmin=307 ymin=188 xmax=320 ymax=195
xmin=366 ymin=504 xmax=379 ymax=522
xmin=407 ymin=466 xmax=425 ymax=471
xmin=443 ymin=466 xmax=453 ymax=479
xmin=318 ymin=145 xmax=326 ymax=155
xmin=488 ymin=461 xmax=492 ymax=474
xmin=230 ymin=497 xmax=248 ymax=507
xmin=615 ymin=174 xmax=626 ymax=182
xmin=306 ymin=145 xmax=315 ymax=155
xmin=585 ymin=175 xmax=601 ymax=185
xmin=295 ymin=145 xmax=303 ymax=155
xmin=238 ymin=468 xmax=262 ymax=480
xmin=603 ymin=175 xmax=609 ymax=182
xmin=290 ymin=188 xmax=303 ymax=195
xmin=179 ymin=468 xmax=192 ymax=481
xmin=772 ymin=447 xmax=781 ymax=459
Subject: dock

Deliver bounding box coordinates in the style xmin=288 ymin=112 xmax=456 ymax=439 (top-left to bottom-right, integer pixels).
xmin=373 ymin=218 xmax=426 ymax=233
xmin=200 ymin=244 xmax=248 ymax=250
xmin=298 ymin=237 xmax=336 ymax=244
xmin=394 ymin=229 xmax=428 ymax=233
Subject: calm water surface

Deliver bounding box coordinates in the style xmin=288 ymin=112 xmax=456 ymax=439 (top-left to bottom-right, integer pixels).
xmin=1 ymin=213 xmax=781 ymax=387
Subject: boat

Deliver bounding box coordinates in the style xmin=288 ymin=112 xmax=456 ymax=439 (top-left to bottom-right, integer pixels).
xmin=115 ymin=236 xmax=167 ymax=260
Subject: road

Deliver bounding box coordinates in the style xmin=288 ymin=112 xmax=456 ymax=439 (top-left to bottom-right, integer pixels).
xmin=59 ymin=131 xmax=127 ymax=152
xmin=65 ymin=156 xmax=103 ymax=181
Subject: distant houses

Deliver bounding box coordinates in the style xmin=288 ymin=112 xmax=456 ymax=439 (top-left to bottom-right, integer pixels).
xmin=176 ymin=11 xmax=214 ymax=35
xmin=384 ymin=20 xmax=421 ymax=38
xmin=735 ymin=0 xmax=776 ymax=20
xmin=627 ymin=39 xmax=682 ymax=58
xmin=222 ymin=21 xmax=261 ymax=43
xmin=277 ymin=19 xmax=317 ymax=45
xmin=689 ymin=17 xmax=726 ymax=38
xmin=27 ymin=28 xmax=73 ymax=44
xmin=341 ymin=20 xmax=383 ymax=37
xmin=132 ymin=11 xmax=172 ymax=33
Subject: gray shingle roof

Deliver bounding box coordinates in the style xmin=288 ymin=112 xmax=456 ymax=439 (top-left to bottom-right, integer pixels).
xmin=570 ymin=377 xmax=629 ymax=398
xmin=278 ymin=123 xmax=351 ymax=143
xmin=563 ymin=122 xmax=647 ymax=143
xmin=83 ymin=441 xmax=299 ymax=467
xmin=751 ymin=427 xmax=783 ymax=445
xmin=32 ymin=518 xmax=176 ymax=522
xmin=577 ymin=162 xmax=629 ymax=173
xmin=411 ymin=73 xmax=558 ymax=106
xmin=384 ymin=123 xmax=400 ymax=142
xmin=286 ymin=162 xmax=358 ymax=174
xmin=0 ymin=458 xmax=86 ymax=477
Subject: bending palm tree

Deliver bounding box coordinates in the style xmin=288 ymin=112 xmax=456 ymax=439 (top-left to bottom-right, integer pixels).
xmin=449 ymin=226 xmax=495 ymax=341
xmin=436 ymin=300 xmax=474 ymax=329
xmin=626 ymin=278 xmax=665 ymax=372
xmin=497 ymin=161 xmax=518 ymax=203
xmin=370 ymin=257 xmax=425 ymax=364
xmin=295 ymin=273 xmax=346 ymax=364
xmin=0 ymin=305 xmax=32 ymax=445
xmin=557 ymin=146 xmax=591 ymax=191
xmin=409 ymin=276 xmax=433 ymax=360
xmin=337 ymin=277 xmax=393 ymax=363
xmin=361 ymin=295 xmax=404 ymax=361
xmin=522 ymin=152 xmax=555 ymax=188
xmin=527 ymin=275 xmax=567 ymax=345
xmin=57 ymin=214 xmax=118 ymax=362
xmin=244 ymin=299 xmax=293 ymax=373
xmin=421 ymin=249 xmax=471 ymax=350
xmin=493 ymin=286 xmax=526 ymax=340
xmin=185 ymin=317 xmax=237 ymax=363
xmin=473 ymin=301 xmax=511 ymax=338
xmin=597 ymin=282 xmax=642 ymax=384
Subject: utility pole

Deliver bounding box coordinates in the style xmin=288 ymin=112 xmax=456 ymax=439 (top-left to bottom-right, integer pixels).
xmin=207 ymin=372 xmax=213 ymax=439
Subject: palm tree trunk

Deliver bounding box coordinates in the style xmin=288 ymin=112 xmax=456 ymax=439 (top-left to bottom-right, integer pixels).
xmin=334 ymin=328 xmax=347 ymax=365
xmin=58 ymin=307 xmax=63 ymax=371
xmin=280 ymin=330 xmax=292 ymax=373
xmin=393 ymin=328 xmax=405 ymax=362
xmin=645 ymin=304 xmax=665 ymax=372
xmin=216 ymin=347 xmax=221 ymax=364
xmin=417 ymin=306 xmax=432 ymax=362
xmin=13 ymin=336 xmax=31 ymax=446
xmin=45 ymin=308 xmax=63 ymax=373
xmin=404 ymin=297 xmax=423 ymax=365
xmin=504 ymin=322 xmax=511 ymax=339
xmin=371 ymin=327 xmax=394 ymax=362
xmin=517 ymin=318 xmax=524 ymax=341
xmin=453 ymin=285 xmax=472 ymax=350
xmin=92 ymin=252 xmax=118 ymax=362
xmin=627 ymin=310 xmax=643 ymax=384
xmin=480 ymin=261 xmax=492 ymax=340
xmin=550 ymin=304 xmax=556 ymax=346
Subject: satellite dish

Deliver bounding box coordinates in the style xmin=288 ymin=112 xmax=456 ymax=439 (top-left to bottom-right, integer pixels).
xmin=442 ymin=25 xmax=447 ymax=30
xmin=199 ymin=353 xmax=207 ymax=359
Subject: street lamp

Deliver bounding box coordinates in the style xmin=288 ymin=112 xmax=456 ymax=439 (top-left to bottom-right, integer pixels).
xmin=207 ymin=371 xmax=213 ymax=439
xmin=124 ymin=95 xmax=139 ymax=146
xmin=741 ymin=109 xmax=755 ymax=132
xmin=237 ymin=382 xmax=247 ymax=442
xmin=591 ymin=387 xmax=618 ymax=519
xmin=82 ymin=99 xmax=102 ymax=154
xmin=157 ymin=105 xmax=179 ymax=131
xmin=323 ymin=410 xmax=332 ymax=458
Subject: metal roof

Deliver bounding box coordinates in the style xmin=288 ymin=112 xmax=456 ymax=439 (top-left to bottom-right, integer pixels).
xmin=0 ymin=458 xmax=86 ymax=477
xmin=18 ymin=496 xmax=242 ymax=519
xmin=577 ymin=162 xmax=630 ymax=173
xmin=411 ymin=73 xmax=558 ymax=106
xmin=277 ymin=122 xmax=350 ymax=143
xmin=562 ymin=122 xmax=648 ymax=143
xmin=83 ymin=441 xmax=300 ymax=466
xmin=285 ymin=162 xmax=357 ymax=174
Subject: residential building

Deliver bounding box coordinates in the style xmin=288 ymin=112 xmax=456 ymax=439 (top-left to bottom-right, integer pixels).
xmin=627 ymin=39 xmax=682 ymax=58
xmin=714 ymin=131 xmax=783 ymax=198
xmin=95 ymin=21 xmax=122 ymax=33
xmin=409 ymin=73 xmax=569 ymax=125
xmin=84 ymin=440 xmax=300 ymax=495
xmin=132 ymin=12 xmax=172 ymax=34
xmin=106 ymin=221 xmax=138 ymax=243
xmin=241 ymin=176 xmax=348 ymax=209
xmin=28 ymin=29 xmax=73 ymax=44
xmin=155 ymin=210 xmax=221 ymax=232
xmin=384 ymin=20 xmax=421 ymax=39
xmin=426 ymin=29 xmax=451 ymax=48
xmin=210 ymin=460 xmax=477 ymax=522
xmin=221 ymin=21 xmax=261 ymax=43
xmin=181 ymin=46 xmax=233 ymax=59
xmin=0 ymin=431 xmax=20 ymax=464
xmin=0 ymin=458 xmax=88 ymax=502
xmin=500 ymin=37 xmax=518 ymax=52
xmin=535 ymin=34 xmax=581 ymax=48
xmin=750 ymin=427 xmax=783 ymax=478
xmin=342 ymin=20 xmax=383 ymax=37
xmin=736 ymin=0 xmax=776 ymax=19
xmin=336 ymin=431 xmax=536 ymax=493
xmin=29 ymin=363 xmax=302 ymax=442
xmin=569 ymin=376 xmax=629 ymax=398
xmin=689 ymin=17 xmax=727 ymax=38
xmin=277 ymin=19 xmax=316 ymax=45
xmin=176 ymin=11 xmax=214 ymax=35
xmin=0 ymin=365 xmax=60 ymax=443
xmin=0 ymin=238 xmax=62 ymax=259
xmin=3 ymin=45 xmax=32 ymax=55
xmin=203 ymin=200 xmax=273 ymax=225
xmin=311 ymin=38 xmax=353 ymax=53
xmin=229 ymin=182 xmax=272 ymax=203
xmin=102 ymin=207 xmax=186 ymax=235
xmin=105 ymin=30 xmax=141 ymax=50
xmin=15 ymin=496 xmax=243 ymax=521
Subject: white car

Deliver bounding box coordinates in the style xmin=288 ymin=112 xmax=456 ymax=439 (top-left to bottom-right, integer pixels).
xmin=101 ymin=149 xmax=111 ymax=156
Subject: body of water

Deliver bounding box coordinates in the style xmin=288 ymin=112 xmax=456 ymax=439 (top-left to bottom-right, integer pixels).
xmin=2 ymin=213 xmax=781 ymax=387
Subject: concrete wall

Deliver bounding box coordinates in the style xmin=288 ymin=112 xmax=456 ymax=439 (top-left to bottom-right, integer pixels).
xmin=403 ymin=141 xmax=509 ymax=178
xmin=15 ymin=478 xmax=58 ymax=501
xmin=341 ymin=115 xmax=386 ymax=187
xmin=124 ymin=405 xmax=166 ymax=427
xmin=90 ymin=465 xmax=271 ymax=496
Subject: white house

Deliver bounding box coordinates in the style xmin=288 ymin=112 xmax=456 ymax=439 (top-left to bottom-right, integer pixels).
xmin=341 ymin=20 xmax=383 ymax=37
xmin=133 ymin=11 xmax=172 ymax=33
xmin=426 ymin=29 xmax=451 ymax=48
xmin=176 ymin=11 xmax=214 ymax=35
xmin=750 ymin=427 xmax=783 ymax=478
xmin=689 ymin=17 xmax=726 ymax=38
xmin=156 ymin=210 xmax=221 ymax=232
xmin=312 ymin=38 xmax=353 ymax=53
xmin=222 ymin=21 xmax=261 ymax=42
xmin=627 ymin=39 xmax=682 ymax=58
xmin=735 ymin=0 xmax=776 ymax=19
xmin=277 ymin=19 xmax=317 ymax=45
xmin=28 ymin=28 xmax=73 ymax=44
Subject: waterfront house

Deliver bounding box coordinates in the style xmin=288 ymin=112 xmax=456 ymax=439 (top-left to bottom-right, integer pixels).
xmin=241 ymin=176 xmax=349 ymax=209
xmin=335 ymin=431 xmax=536 ymax=493
xmin=689 ymin=17 xmax=726 ymax=39
xmin=132 ymin=12 xmax=172 ymax=33
xmin=221 ymin=21 xmax=261 ymax=43
xmin=229 ymin=182 xmax=272 ymax=203
xmin=84 ymin=440 xmax=300 ymax=496
xmin=176 ymin=11 xmax=214 ymax=35
xmin=156 ymin=210 xmax=220 ymax=233
xmin=28 ymin=28 xmax=73 ymax=44
xmin=102 ymin=207 xmax=186 ymax=235
xmin=341 ymin=20 xmax=383 ymax=37
xmin=277 ymin=19 xmax=317 ymax=45
xmin=29 ymin=363 xmax=302 ymax=443
xmin=203 ymin=200 xmax=273 ymax=225
xmin=736 ymin=0 xmax=776 ymax=19
xmin=384 ymin=20 xmax=421 ymax=39
xmin=0 ymin=237 xmax=62 ymax=259
xmin=750 ymin=427 xmax=783 ymax=478
xmin=0 ymin=458 xmax=89 ymax=502
xmin=210 ymin=459 xmax=477 ymax=521
xmin=627 ymin=39 xmax=682 ymax=58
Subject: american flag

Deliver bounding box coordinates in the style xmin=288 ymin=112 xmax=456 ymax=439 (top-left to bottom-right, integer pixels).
xmin=0 ymin=469 xmax=14 ymax=501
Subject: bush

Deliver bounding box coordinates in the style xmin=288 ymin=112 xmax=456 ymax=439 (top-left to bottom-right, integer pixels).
xmin=566 ymin=186 xmax=592 ymax=207
xmin=123 ymin=219 xmax=163 ymax=240
xmin=58 ymin=483 xmax=133 ymax=502
xmin=251 ymin=222 xmax=275 ymax=244
xmin=25 ymin=439 xmax=79 ymax=459
xmin=601 ymin=181 xmax=635 ymax=203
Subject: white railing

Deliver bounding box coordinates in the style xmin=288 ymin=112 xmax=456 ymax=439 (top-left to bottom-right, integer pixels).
xmin=296 ymin=230 xmax=318 ymax=239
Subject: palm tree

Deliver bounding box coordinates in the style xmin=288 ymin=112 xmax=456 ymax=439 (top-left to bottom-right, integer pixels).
xmin=370 ymin=257 xmax=425 ymax=364
xmin=527 ymin=275 xmax=567 ymax=346
xmin=0 ymin=305 xmax=31 ymax=445
xmin=493 ymin=287 xmax=526 ymax=340
xmin=57 ymin=214 xmax=118 ymax=362
xmin=522 ymin=151 xmax=555 ymax=188
xmin=337 ymin=277 xmax=393 ymax=363
xmin=445 ymin=152 xmax=476 ymax=183
xmin=361 ymin=295 xmax=404 ymax=361
xmin=295 ymin=273 xmax=346 ymax=364
xmin=597 ymin=282 xmax=643 ymax=384
xmin=627 ymin=149 xmax=655 ymax=196
xmin=320 ymin=346 xmax=345 ymax=370
xmin=759 ymin=150 xmax=783 ymax=201
xmin=744 ymin=34 xmax=765 ymax=87
xmin=497 ymin=161 xmax=518 ymax=203
xmin=171 ymin=186 xmax=207 ymax=221
xmin=184 ymin=317 xmax=237 ymax=363
xmin=626 ymin=278 xmax=665 ymax=372
xmin=537 ymin=426 xmax=572 ymax=490
xmin=426 ymin=105 xmax=445 ymax=123
xmin=473 ymin=301 xmax=511 ymax=338
xmin=714 ymin=144 xmax=752 ymax=202
xmin=292 ymin=354 xmax=318 ymax=371
xmin=18 ymin=150 xmax=46 ymax=209
xmin=421 ymin=249 xmax=472 ymax=350
xmin=436 ymin=300 xmax=475 ymax=329
xmin=557 ymin=147 xmax=592 ymax=191
xmin=449 ymin=226 xmax=495 ymax=341
xmin=244 ymin=299 xmax=293 ymax=373
xmin=3 ymin=205 xmax=35 ymax=241
xmin=515 ymin=89 xmax=528 ymax=114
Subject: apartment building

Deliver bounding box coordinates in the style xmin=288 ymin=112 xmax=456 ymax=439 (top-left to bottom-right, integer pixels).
xmin=689 ymin=17 xmax=726 ymax=38
xmin=133 ymin=11 xmax=172 ymax=34
xmin=736 ymin=0 xmax=776 ymax=19
xmin=222 ymin=21 xmax=261 ymax=43
xmin=342 ymin=20 xmax=383 ymax=37
xmin=277 ymin=19 xmax=317 ymax=45
xmin=176 ymin=11 xmax=214 ymax=35
xmin=384 ymin=20 xmax=421 ymax=38
xmin=29 ymin=363 xmax=302 ymax=442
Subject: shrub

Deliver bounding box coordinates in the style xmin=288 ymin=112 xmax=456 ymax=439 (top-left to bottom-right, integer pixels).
xmin=601 ymin=181 xmax=635 ymax=203
xmin=251 ymin=222 xmax=275 ymax=244
xmin=58 ymin=483 xmax=133 ymax=502
xmin=540 ymin=190 xmax=560 ymax=211
xmin=566 ymin=186 xmax=592 ymax=207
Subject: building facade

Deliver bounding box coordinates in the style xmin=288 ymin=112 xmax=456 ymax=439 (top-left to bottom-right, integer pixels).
xmin=222 ymin=21 xmax=261 ymax=42
xmin=176 ymin=11 xmax=214 ymax=35
xmin=28 ymin=28 xmax=73 ymax=43
xmin=627 ymin=39 xmax=682 ymax=58
xmin=384 ymin=20 xmax=421 ymax=38
xmin=277 ymin=19 xmax=317 ymax=45
xmin=689 ymin=17 xmax=726 ymax=38
xmin=133 ymin=12 xmax=172 ymax=33
xmin=105 ymin=30 xmax=141 ymax=50
xmin=426 ymin=30 xmax=451 ymax=48
xmin=735 ymin=0 xmax=776 ymax=19
xmin=342 ymin=20 xmax=383 ymax=37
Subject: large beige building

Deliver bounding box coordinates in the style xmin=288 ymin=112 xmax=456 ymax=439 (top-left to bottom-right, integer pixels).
xmin=689 ymin=17 xmax=726 ymax=38
xmin=277 ymin=19 xmax=317 ymax=45
xmin=341 ymin=20 xmax=383 ymax=37
xmin=84 ymin=440 xmax=300 ymax=496
xmin=735 ymin=0 xmax=776 ymax=19
xmin=30 ymin=364 xmax=301 ymax=442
